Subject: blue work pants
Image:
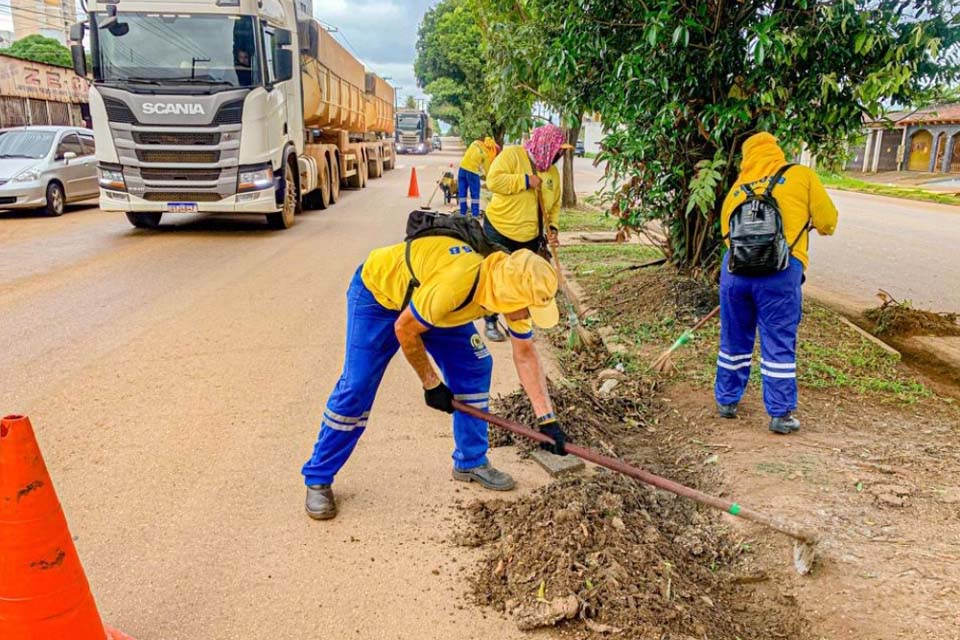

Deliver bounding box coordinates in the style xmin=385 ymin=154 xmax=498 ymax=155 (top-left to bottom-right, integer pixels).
xmin=458 ymin=168 xmax=482 ymax=217
xmin=301 ymin=268 xmax=494 ymax=486
xmin=715 ymin=255 xmax=804 ymax=417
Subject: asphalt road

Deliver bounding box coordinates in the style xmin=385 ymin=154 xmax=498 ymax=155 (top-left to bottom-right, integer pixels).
xmin=0 ymin=149 xmax=541 ymax=640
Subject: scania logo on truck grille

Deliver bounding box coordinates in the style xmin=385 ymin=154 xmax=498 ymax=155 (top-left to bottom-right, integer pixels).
xmin=141 ymin=103 xmax=206 ymax=115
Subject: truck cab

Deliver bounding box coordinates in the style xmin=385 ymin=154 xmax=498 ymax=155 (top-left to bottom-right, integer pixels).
xmin=73 ymin=0 xmax=304 ymax=229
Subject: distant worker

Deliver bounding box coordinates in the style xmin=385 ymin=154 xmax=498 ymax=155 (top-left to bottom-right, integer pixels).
xmin=481 ymin=123 xmax=571 ymax=342
xmin=300 ymin=235 xmax=570 ymax=520
xmin=458 ymin=137 xmax=500 ymax=217
xmin=715 ymin=133 xmax=838 ymax=434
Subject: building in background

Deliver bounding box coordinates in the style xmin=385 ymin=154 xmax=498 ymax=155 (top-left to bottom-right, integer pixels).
xmin=10 ymin=0 xmax=77 ymax=45
xmin=0 ymin=54 xmax=88 ymax=128
xmin=0 ymin=29 xmax=15 ymax=48
xmin=846 ymin=104 xmax=960 ymax=174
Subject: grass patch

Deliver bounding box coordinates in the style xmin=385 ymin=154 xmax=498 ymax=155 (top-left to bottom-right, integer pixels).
xmin=558 ymin=244 xmax=664 ymax=280
xmin=818 ymin=171 xmax=960 ymax=207
xmin=558 ymin=207 xmax=619 ymax=233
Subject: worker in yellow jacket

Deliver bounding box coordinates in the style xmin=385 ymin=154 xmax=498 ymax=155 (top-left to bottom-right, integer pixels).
xmin=458 ymin=137 xmax=500 ymax=217
xmin=481 ymin=123 xmax=571 ymax=341
xmin=715 ymin=132 xmax=838 ymax=434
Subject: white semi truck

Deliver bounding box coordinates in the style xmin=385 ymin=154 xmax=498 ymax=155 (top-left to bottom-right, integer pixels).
xmin=69 ymin=0 xmax=395 ymax=230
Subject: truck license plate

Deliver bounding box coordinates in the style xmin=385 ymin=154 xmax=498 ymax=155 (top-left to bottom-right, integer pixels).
xmin=165 ymin=202 xmax=198 ymax=213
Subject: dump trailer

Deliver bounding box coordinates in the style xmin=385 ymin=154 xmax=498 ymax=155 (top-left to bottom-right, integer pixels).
xmin=395 ymin=109 xmax=433 ymax=155
xmin=70 ymin=0 xmax=395 ymax=230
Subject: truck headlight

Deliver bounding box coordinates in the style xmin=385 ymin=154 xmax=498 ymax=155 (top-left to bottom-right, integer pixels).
xmin=98 ymin=165 xmax=126 ymax=190
xmin=238 ymin=164 xmax=274 ymax=192
xmin=12 ymin=165 xmax=42 ymax=183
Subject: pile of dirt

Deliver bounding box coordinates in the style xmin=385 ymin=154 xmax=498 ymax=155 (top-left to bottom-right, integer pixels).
xmin=488 ymin=382 xmax=652 ymax=455
xmin=456 ymin=472 xmax=807 ymax=638
xmin=865 ymin=301 xmax=960 ymax=338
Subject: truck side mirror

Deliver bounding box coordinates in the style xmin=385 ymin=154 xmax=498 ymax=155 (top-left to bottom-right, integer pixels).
xmin=71 ymin=44 xmax=87 ymax=77
xmin=275 ymin=28 xmax=292 ymax=47
xmin=274 ymin=49 xmax=293 ymax=83
xmin=70 ymin=22 xmax=85 ymax=42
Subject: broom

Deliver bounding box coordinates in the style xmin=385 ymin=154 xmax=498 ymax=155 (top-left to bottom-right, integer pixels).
xmin=652 ymin=305 xmax=721 ymax=374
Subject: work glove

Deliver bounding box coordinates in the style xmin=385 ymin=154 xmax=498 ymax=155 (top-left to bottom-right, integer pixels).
xmin=538 ymin=420 xmax=568 ymax=456
xmin=424 ymin=382 xmax=455 ymax=414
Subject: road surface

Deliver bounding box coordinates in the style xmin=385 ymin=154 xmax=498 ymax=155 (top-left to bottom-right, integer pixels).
xmin=0 ymin=149 xmax=542 ymax=640
xmin=569 ymin=159 xmax=960 ymax=313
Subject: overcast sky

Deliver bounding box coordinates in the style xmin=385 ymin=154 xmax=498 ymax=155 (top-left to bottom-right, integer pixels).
xmin=0 ymin=0 xmax=436 ymax=101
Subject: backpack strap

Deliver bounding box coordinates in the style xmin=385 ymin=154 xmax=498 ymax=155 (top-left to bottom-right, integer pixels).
xmin=401 ymin=240 xmax=420 ymax=310
xmin=766 ymin=163 xmax=796 ymax=194
xmin=789 ymin=216 xmax=813 ymax=251
xmin=453 ymin=271 xmax=481 ymax=312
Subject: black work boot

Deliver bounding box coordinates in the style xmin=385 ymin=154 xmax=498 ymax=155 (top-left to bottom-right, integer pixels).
xmin=452 ymin=463 xmax=515 ymax=491
xmin=717 ymin=403 xmax=739 ymax=419
xmin=484 ymin=319 xmax=507 ymax=343
xmin=305 ymin=484 xmax=337 ymax=520
xmin=769 ymin=415 xmax=801 ymax=435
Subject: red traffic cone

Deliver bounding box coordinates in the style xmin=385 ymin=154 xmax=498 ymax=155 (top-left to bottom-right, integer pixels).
xmin=407 ymin=167 xmax=420 ymax=198
xmin=0 ymin=414 xmax=134 ymax=640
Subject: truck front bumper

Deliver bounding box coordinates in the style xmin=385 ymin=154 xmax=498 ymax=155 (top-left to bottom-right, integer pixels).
xmin=100 ymin=186 xmax=279 ymax=214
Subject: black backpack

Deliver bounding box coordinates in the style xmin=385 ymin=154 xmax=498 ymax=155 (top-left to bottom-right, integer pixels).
xmin=400 ymin=210 xmax=507 ymax=309
xmin=726 ymin=164 xmax=807 ymax=276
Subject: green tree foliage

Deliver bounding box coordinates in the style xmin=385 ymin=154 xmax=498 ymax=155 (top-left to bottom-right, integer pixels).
xmin=0 ymin=34 xmax=73 ymax=69
xmin=404 ymin=95 xmax=418 ymax=110
xmin=493 ymin=0 xmax=959 ymax=270
xmin=415 ymin=0 xmax=532 ymax=143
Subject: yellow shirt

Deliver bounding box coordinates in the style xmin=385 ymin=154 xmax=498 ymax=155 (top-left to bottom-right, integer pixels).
xmin=721 ymin=140 xmax=838 ymax=270
xmin=459 ymin=141 xmax=492 ymax=176
xmin=484 ymin=146 xmax=561 ymax=243
xmin=361 ymin=236 xmax=534 ymax=338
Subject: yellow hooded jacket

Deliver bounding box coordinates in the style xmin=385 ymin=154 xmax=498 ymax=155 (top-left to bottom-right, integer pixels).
xmin=484 ymin=145 xmax=561 ymax=243
xmin=459 ymin=139 xmax=496 ymax=176
xmin=721 ymin=133 xmax=838 ymax=270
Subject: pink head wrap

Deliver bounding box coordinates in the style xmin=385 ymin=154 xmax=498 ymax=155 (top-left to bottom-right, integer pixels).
xmin=524 ymin=124 xmax=566 ymax=172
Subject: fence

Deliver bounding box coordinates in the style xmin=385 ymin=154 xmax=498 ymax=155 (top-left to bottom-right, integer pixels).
xmin=0 ymin=96 xmax=85 ymax=128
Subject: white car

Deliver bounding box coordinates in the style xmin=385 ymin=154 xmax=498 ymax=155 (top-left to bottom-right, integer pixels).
xmin=0 ymin=126 xmax=99 ymax=216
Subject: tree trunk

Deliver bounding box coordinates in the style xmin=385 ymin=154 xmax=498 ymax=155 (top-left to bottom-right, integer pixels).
xmin=562 ymin=115 xmax=582 ymax=208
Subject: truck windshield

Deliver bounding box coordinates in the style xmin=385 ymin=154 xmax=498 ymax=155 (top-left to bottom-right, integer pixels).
xmin=95 ymin=13 xmax=260 ymax=89
xmin=397 ymin=115 xmax=422 ymax=131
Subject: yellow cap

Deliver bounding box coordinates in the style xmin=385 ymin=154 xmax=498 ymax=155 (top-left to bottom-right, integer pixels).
xmin=479 ymin=250 xmax=559 ymax=328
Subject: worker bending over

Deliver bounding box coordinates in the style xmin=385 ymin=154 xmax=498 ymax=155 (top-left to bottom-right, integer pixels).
xmin=300 ymin=241 xmax=569 ymax=520
xmin=458 ymin=137 xmax=500 ymax=217
xmin=716 ymin=133 xmax=838 ymax=434
xmin=482 ymin=123 xmax=570 ymax=342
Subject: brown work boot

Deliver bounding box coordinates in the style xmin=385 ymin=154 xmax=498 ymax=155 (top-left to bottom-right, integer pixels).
xmin=305 ymin=484 xmax=337 ymax=520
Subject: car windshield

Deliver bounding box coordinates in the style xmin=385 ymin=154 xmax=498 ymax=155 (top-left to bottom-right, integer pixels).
xmin=95 ymin=13 xmax=260 ymax=89
xmin=0 ymin=131 xmax=55 ymax=159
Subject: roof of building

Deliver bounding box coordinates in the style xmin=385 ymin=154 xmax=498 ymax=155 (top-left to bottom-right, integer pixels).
xmin=867 ymin=103 xmax=960 ymax=127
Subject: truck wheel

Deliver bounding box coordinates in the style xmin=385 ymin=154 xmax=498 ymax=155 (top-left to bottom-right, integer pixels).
xmin=44 ymin=182 xmax=65 ymax=217
xmin=267 ymin=160 xmax=297 ymax=229
xmin=383 ymin=152 xmax=395 ymax=171
xmin=126 ymin=212 xmax=162 ymax=229
xmin=318 ymin=162 xmax=331 ymax=209
xmin=360 ymin=155 xmax=369 ymax=188
xmin=329 ymin=157 xmax=340 ymax=203
xmin=372 ymin=155 xmax=384 ymax=179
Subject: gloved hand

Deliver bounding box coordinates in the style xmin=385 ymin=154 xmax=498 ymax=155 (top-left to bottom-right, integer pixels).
xmin=538 ymin=420 xmax=568 ymax=456
xmin=424 ymin=382 xmax=455 ymax=414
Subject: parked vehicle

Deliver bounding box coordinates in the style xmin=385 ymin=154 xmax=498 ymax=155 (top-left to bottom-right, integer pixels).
xmin=575 ymin=140 xmax=585 ymax=157
xmin=0 ymin=126 xmax=98 ymax=216
xmin=432 ymin=134 xmax=442 ymax=151
xmin=70 ymin=1 xmax=395 ymax=230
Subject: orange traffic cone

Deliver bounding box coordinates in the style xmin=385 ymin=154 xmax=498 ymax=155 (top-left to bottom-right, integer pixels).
xmin=407 ymin=167 xmax=420 ymax=198
xmin=0 ymin=414 xmax=134 ymax=640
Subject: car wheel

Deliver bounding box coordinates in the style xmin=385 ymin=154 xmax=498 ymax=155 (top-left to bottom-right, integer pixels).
xmin=44 ymin=182 xmax=65 ymax=217
xmin=126 ymin=212 xmax=163 ymax=229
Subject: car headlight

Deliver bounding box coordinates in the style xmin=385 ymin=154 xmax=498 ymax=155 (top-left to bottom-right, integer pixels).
xmin=238 ymin=164 xmax=274 ymax=192
xmin=12 ymin=165 xmax=42 ymax=183
xmin=98 ymin=165 xmax=126 ymax=191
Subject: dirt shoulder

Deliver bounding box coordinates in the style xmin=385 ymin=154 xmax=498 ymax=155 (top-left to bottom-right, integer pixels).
xmin=568 ymin=237 xmax=960 ymax=639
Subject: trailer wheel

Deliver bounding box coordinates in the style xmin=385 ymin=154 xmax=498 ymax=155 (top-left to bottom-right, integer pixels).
xmin=370 ymin=153 xmax=384 ymax=179
xmin=318 ymin=161 xmax=331 ymax=209
xmin=360 ymin=152 xmax=369 ymax=188
xmin=383 ymin=152 xmax=395 ymax=171
xmin=126 ymin=212 xmax=162 ymax=229
xmin=329 ymin=156 xmax=340 ymax=203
